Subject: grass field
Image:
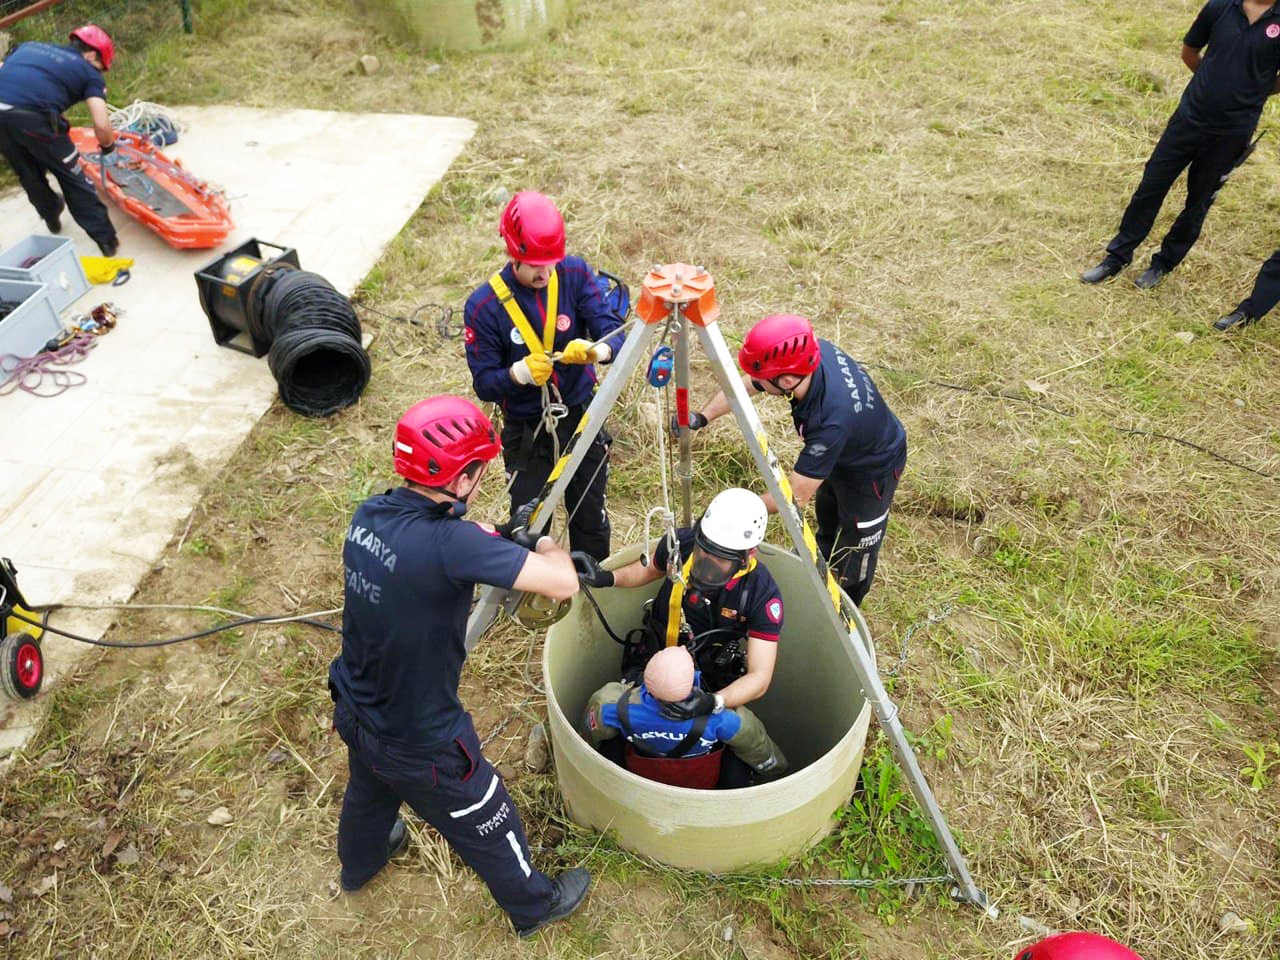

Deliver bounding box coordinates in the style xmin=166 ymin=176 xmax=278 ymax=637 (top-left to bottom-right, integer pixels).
xmin=1 ymin=0 xmax=1278 ymax=957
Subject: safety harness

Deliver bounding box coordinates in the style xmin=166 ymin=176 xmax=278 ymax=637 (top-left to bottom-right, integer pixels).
xmin=614 ymin=687 xmax=708 ymax=758
xmin=488 ymin=269 xmax=558 ymax=356
xmin=488 ymin=269 xmax=570 ymax=477
xmin=661 ymin=553 xmax=758 ymax=649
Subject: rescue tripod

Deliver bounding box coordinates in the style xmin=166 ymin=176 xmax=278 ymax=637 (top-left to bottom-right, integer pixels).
xmin=464 ymin=264 xmax=991 ymax=912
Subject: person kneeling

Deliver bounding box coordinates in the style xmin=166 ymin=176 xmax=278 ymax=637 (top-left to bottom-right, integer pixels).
xmin=581 ymin=646 xmax=787 ymax=789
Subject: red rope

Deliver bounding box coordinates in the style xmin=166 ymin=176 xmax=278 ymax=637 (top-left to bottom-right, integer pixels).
xmin=0 ymin=335 xmax=97 ymax=397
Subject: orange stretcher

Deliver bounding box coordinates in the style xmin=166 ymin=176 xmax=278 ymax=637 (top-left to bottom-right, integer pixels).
xmin=70 ymin=128 xmax=234 ymax=250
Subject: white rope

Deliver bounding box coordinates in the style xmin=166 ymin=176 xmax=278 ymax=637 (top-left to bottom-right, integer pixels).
xmin=107 ymin=100 xmax=184 ymax=133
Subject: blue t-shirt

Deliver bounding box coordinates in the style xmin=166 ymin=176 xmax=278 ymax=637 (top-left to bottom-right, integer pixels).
xmin=595 ymin=674 xmax=742 ymax=757
xmin=790 ymin=339 xmax=907 ymax=481
xmin=1179 ymin=0 xmax=1280 ymax=133
xmin=0 ymin=43 xmax=105 ymax=114
xmin=328 ymin=487 xmax=529 ymax=745
xmin=464 ymin=256 xmax=625 ymax=421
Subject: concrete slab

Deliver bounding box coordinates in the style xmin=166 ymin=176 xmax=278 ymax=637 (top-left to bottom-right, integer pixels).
xmin=0 ymin=106 xmax=475 ymax=757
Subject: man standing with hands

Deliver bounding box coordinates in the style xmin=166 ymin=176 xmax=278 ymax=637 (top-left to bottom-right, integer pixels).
xmin=329 ymin=396 xmax=589 ymax=938
xmin=1080 ymin=0 xmax=1280 ymax=290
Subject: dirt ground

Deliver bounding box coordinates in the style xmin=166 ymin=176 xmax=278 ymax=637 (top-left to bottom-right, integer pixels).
xmin=2 ymin=0 xmax=1279 ymax=957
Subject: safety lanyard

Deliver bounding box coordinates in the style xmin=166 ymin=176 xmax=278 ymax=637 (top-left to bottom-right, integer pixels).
xmin=664 ymin=553 xmax=697 ymax=648
xmin=489 ymin=269 xmax=559 ymax=356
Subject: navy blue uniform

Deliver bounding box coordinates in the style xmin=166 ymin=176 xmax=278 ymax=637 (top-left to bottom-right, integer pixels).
xmin=640 ymin=529 xmax=784 ymax=691
xmin=789 ymin=340 xmax=907 ymax=606
xmin=1105 ymin=1 xmax=1280 ymax=272
xmin=0 ymin=43 xmax=117 ymax=249
xmin=464 ymin=257 xmax=624 ymax=561
xmin=328 ymin=487 xmax=557 ymax=928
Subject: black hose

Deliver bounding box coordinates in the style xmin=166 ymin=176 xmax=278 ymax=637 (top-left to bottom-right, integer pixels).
xmin=8 ymin=606 xmax=339 ymax=649
xmin=259 ymin=270 xmax=371 ymax=417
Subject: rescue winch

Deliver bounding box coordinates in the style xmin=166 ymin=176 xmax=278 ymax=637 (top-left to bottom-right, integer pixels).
xmin=1 ymin=558 xmax=44 ymax=701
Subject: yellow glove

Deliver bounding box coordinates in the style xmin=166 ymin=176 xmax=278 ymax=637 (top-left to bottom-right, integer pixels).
xmin=512 ymin=351 xmax=554 ymax=386
xmin=560 ymin=338 xmax=606 ymax=365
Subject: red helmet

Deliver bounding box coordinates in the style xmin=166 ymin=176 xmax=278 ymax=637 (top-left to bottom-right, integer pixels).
xmin=70 ymin=25 xmax=114 ymax=70
xmin=1016 ymin=933 xmax=1145 ymax=960
xmin=499 ymin=191 xmax=565 ymax=266
xmin=394 ymin=396 xmax=501 ymax=488
xmin=737 ymin=314 xmax=821 ymax=381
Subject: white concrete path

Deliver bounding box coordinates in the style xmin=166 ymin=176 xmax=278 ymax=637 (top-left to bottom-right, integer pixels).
xmin=0 ymin=106 xmax=474 ymax=757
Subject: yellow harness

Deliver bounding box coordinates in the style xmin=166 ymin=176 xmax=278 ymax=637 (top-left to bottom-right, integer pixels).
xmin=488 ymin=269 xmax=559 ymax=356
xmin=663 ymin=552 xmax=757 ymax=648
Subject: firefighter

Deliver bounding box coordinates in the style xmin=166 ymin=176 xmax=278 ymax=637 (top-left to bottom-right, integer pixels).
xmin=1080 ymin=0 xmax=1280 ymax=290
xmin=0 ymin=25 xmax=120 ymax=255
xmin=582 ymin=645 xmax=787 ymax=789
xmin=464 ymin=190 xmax=625 ymax=562
xmin=328 ymin=395 xmax=589 ymax=938
xmin=682 ymin=315 xmax=907 ymax=607
xmin=573 ymin=488 xmax=784 ymax=713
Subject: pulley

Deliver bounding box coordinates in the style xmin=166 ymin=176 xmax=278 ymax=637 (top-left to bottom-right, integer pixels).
xmin=647 ymin=346 xmax=674 ymax=387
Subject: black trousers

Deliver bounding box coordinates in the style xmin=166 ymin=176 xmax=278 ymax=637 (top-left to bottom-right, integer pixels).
xmin=1106 ymin=111 xmax=1253 ymax=272
xmin=0 ymin=109 xmax=116 ymax=246
xmin=502 ymin=409 xmax=612 ymax=561
xmin=332 ymin=701 xmax=556 ymax=928
xmin=813 ymin=457 xmax=904 ymax=607
xmin=1238 ymin=246 xmax=1280 ymax=320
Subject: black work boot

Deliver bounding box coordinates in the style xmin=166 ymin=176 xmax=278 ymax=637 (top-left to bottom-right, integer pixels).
xmin=44 ymin=199 xmax=65 ymax=234
xmin=340 ymin=817 xmax=409 ymax=893
xmin=1134 ymin=262 xmax=1168 ymax=289
xmin=515 ymin=867 xmax=591 ymax=938
xmin=1213 ymin=309 xmax=1257 ymax=332
xmin=1080 ymin=256 xmax=1125 ymax=284
xmin=98 ymin=237 xmax=119 ymax=257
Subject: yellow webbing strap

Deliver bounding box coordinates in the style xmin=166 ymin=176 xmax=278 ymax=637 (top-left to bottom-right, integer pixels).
xmin=489 ymin=269 xmax=558 ymax=355
xmin=664 ymin=552 xmax=697 ymax=648
xmin=663 ymin=551 xmax=758 ymax=648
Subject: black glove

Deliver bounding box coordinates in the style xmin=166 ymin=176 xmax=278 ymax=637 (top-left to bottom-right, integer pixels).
xmin=658 ymin=687 xmax=717 ymax=721
xmin=510 ymin=527 xmax=545 ymax=552
xmin=669 ymin=411 xmax=708 ymax=433
xmin=571 ymin=551 xmax=615 ymax=588
xmin=496 ymin=498 xmax=538 ymax=540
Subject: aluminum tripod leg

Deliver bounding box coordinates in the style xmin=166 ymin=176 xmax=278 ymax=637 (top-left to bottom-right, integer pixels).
xmin=694 ymin=321 xmax=990 ymax=911
xmin=464 ymin=320 xmax=661 ymax=652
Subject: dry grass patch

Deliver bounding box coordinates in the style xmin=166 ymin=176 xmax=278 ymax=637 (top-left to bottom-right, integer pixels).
xmin=1 ymin=0 xmax=1278 ymax=957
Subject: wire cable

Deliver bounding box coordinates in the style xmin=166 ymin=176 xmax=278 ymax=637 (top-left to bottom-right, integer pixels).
xmin=866 ymin=362 xmax=1280 ymax=481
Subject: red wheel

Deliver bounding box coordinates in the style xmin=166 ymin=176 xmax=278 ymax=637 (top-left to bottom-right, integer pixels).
xmin=1 ymin=632 xmax=42 ymax=700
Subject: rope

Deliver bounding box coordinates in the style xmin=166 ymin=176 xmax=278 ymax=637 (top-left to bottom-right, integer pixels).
xmin=0 ymin=335 xmax=96 ymax=397
xmin=107 ymin=99 xmax=183 ymax=138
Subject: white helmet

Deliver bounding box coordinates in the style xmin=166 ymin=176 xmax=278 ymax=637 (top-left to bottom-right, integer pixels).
xmin=700 ymin=488 xmax=767 ymax=551
xmin=687 ymin=488 xmax=767 ymax=593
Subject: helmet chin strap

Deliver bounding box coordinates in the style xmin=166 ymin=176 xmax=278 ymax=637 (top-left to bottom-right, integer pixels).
xmin=751 ymin=376 xmax=796 ymax=399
